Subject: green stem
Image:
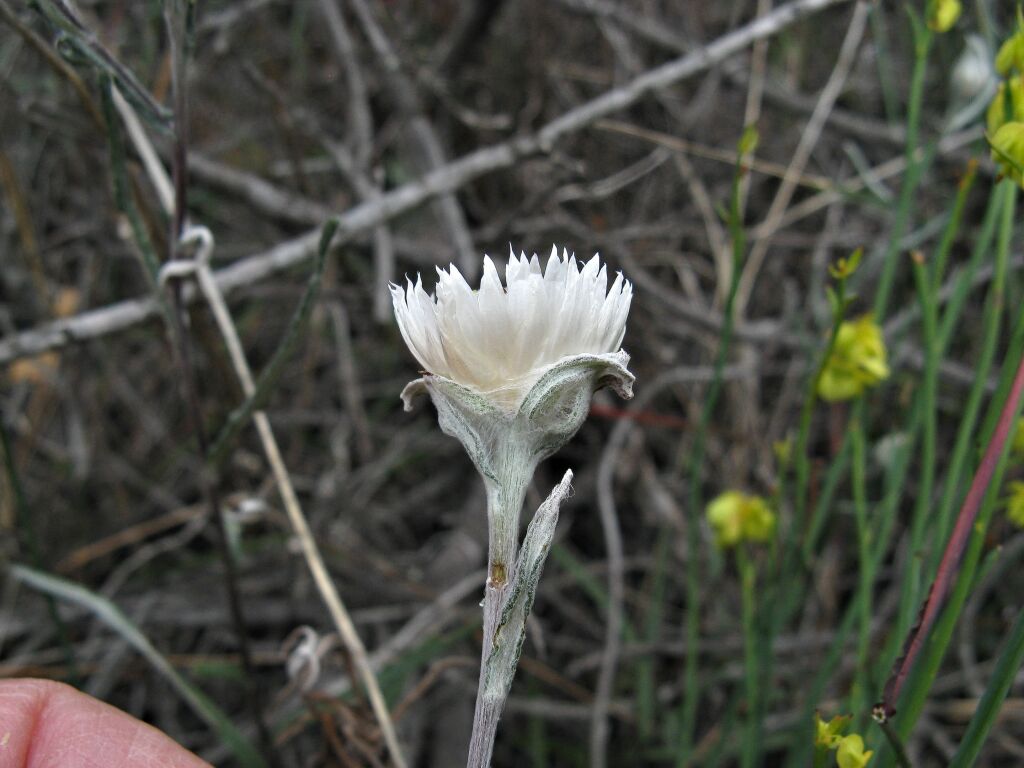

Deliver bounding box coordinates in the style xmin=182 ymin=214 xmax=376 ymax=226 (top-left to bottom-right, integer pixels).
xmin=875 ymin=302 xmax=1024 ymax=764
xmin=949 ymin=602 xmax=1024 ymax=766
xmin=737 ymin=547 xmax=760 ymax=768
xmin=850 ymin=405 xmax=872 ymax=721
xmin=930 ymin=161 xmax=977 ymax=295
xmin=927 ymin=182 xmax=1014 ymax=579
xmin=895 ymin=253 xmax=940 ymax=639
xmin=678 ymin=135 xmax=751 ymax=761
xmin=872 ymin=24 xmax=931 ymax=321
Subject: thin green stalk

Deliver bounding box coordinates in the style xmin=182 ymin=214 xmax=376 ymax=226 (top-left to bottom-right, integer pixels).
xmin=638 ymin=529 xmax=670 ymax=740
xmin=802 ymin=434 xmax=853 ymax=563
xmin=770 ymin=251 xmax=860 ymax=637
xmin=790 ymin=332 xmax=839 ymax=530
xmin=737 ymin=547 xmax=760 ymax=768
xmin=927 ymin=182 xmax=1015 ymax=579
xmin=875 ymin=305 xmax=1024 ymax=764
xmin=784 ymin=395 xmax=919 ymax=765
xmin=949 ymin=604 xmax=1024 ymax=766
xmin=527 ymin=680 xmax=549 ymax=768
xmin=209 ymin=220 xmax=335 ymax=467
xmin=895 ymin=253 xmax=940 ymax=638
xmin=784 ymin=599 xmax=860 ymax=768
xmin=930 ymin=161 xmax=977 ymax=295
xmin=850 ymin=406 xmax=872 ymax=721
xmin=872 ymin=21 xmax=932 ymax=321
xmin=677 ymin=129 xmax=755 ymax=761
xmin=936 ymin=184 xmax=1004 ymax=352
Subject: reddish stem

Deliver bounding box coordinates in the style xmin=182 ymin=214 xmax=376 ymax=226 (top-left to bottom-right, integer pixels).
xmin=880 ymin=351 xmax=1024 ymax=718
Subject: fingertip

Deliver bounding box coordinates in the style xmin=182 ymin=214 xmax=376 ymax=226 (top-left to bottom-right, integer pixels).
xmin=0 ymin=678 xmax=211 ymax=768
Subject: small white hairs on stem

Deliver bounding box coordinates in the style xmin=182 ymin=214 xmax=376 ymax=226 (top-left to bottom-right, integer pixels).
xmin=391 ymin=245 xmax=632 ymax=410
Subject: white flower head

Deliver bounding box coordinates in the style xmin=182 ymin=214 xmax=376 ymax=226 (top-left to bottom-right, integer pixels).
xmin=391 ymin=245 xmax=633 ymax=411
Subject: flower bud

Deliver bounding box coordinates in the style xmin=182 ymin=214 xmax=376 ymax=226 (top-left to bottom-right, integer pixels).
xmin=818 ymin=315 xmax=890 ymax=402
xmin=706 ymin=491 xmax=775 ymax=549
xmin=814 ymin=713 xmax=852 ymax=749
xmin=997 ymin=10 xmax=1024 ymax=76
xmin=990 ymin=121 xmax=1024 ymax=186
xmin=927 ymin=0 xmax=961 ymax=33
xmin=836 ymin=734 xmax=874 ymax=768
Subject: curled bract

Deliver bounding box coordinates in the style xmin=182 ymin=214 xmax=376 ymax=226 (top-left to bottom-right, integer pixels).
xmin=401 ymin=351 xmax=633 ymax=481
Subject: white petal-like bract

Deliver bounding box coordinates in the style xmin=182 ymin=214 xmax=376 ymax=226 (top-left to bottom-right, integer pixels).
xmin=391 ymin=246 xmax=632 ymax=409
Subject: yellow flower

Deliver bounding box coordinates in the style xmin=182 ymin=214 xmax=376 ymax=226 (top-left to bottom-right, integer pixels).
xmin=987 ymin=77 xmax=1024 ymax=135
xmin=706 ymin=491 xmax=775 ymax=549
xmin=1006 ymin=481 xmax=1024 ymax=528
xmin=814 ymin=713 xmax=851 ymax=749
xmin=927 ymin=0 xmax=961 ymax=33
xmin=836 ymin=734 xmax=874 ymax=768
xmin=990 ymin=122 xmax=1024 ymax=187
xmin=818 ymin=316 xmax=890 ymax=402
xmin=996 ymin=10 xmax=1024 ymax=76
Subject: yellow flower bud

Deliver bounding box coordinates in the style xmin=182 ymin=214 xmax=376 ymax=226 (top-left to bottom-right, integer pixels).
xmin=706 ymin=491 xmax=775 ymax=549
xmin=987 ymin=77 xmax=1024 ymax=135
xmin=836 ymin=734 xmax=874 ymax=768
xmin=818 ymin=316 xmax=890 ymax=402
xmin=738 ymin=124 xmax=760 ymax=156
xmin=814 ymin=713 xmax=851 ymax=749
xmin=1006 ymin=481 xmax=1024 ymax=528
xmin=927 ymin=0 xmax=961 ymax=33
xmin=990 ymin=122 xmax=1024 ymax=187
xmin=996 ymin=10 xmax=1024 ymax=76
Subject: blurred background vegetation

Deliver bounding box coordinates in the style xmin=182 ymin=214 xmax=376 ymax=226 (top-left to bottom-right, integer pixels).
xmin=2 ymin=0 xmax=1024 ymax=765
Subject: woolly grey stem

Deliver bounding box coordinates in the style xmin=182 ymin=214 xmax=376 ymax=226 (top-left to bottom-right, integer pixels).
xmin=467 ymin=582 xmax=509 ymax=768
xmin=467 ymin=466 xmax=572 ymax=768
xmin=468 ymin=447 xmax=531 ymax=768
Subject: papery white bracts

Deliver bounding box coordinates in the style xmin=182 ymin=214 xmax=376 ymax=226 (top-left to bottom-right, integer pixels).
xmin=391 ymin=245 xmax=632 ymax=411
xmin=392 ymin=246 xmax=634 ymax=768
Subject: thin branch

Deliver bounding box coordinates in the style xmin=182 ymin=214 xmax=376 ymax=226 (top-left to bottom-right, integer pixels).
xmin=111 ymin=72 xmax=407 ymax=763
xmin=0 ymin=0 xmax=855 ymax=366
xmin=315 ymin=0 xmax=395 ymax=321
xmin=191 ymin=228 xmax=408 ymax=768
xmin=346 ymin=0 xmax=477 ymax=279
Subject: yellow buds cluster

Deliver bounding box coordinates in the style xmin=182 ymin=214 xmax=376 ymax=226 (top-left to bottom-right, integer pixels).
xmin=1006 ymin=481 xmax=1024 ymax=528
xmin=817 ymin=316 xmax=890 ymax=402
xmin=927 ymin=0 xmax=961 ymax=33
xmin=814 ymin=714 xmax=874 ymax=767
xmin=990 ymin=11 xmax=1024 ymax=185
xmin=706 ymin=491 xmax=775 ymax=549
